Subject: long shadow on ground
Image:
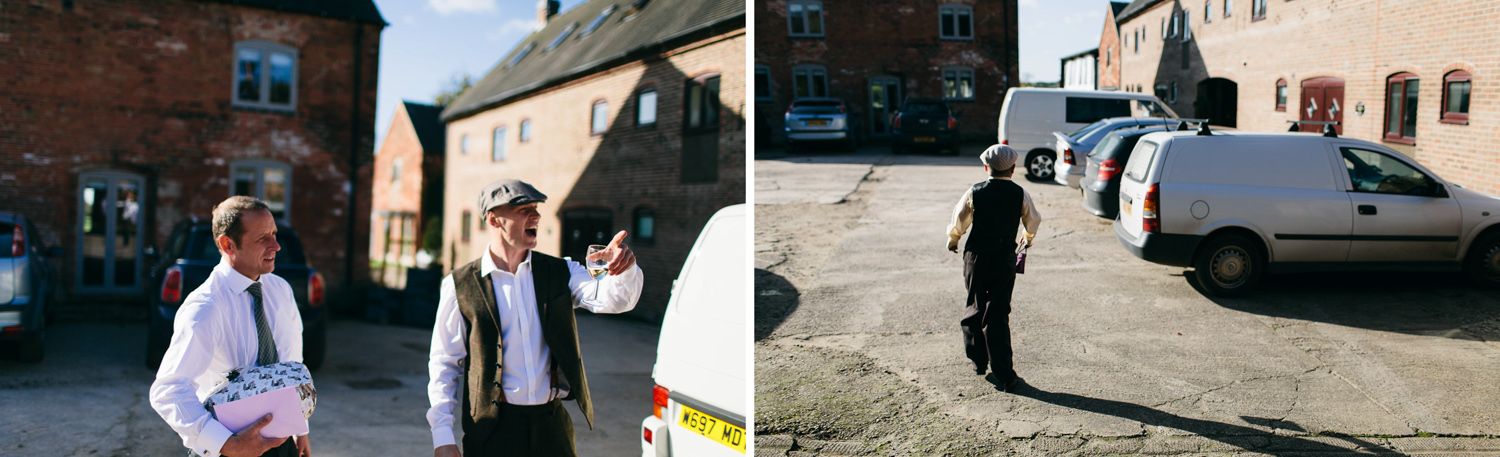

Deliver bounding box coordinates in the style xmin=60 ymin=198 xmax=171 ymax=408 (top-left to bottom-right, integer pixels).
xmin=755 ymin=268 xmax=798 ymax=341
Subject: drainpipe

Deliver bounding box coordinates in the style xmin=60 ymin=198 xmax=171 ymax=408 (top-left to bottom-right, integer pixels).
xmin=346 ymin=23 xmax=364 ymax=296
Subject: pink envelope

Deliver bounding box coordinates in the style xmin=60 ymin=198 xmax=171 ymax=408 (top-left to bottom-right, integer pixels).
xmin=212 ymin=386 xmax=308 ymax=438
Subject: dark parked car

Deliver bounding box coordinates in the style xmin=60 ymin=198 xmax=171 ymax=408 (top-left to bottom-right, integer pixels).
xmin=145 ymin=217 xmax=327 ymax=370
xmin=1080 ymin=126 xmax=1171 ymax=219
xmin=785 ymin=97 xmax=858 ymax=151
xmin=890 ymin=98 xmax=961 ymax=155
xmin=0 ymin=212 xmax=62 ymax=362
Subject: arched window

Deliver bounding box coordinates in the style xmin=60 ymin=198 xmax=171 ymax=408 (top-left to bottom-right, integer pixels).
xmin=591 ymin=99 xmax=609 ymax=135
xmin=492 ymin=126 xmax=507 ymax=161
xmin=519 ymin=119 xmax=532 ymax=142
xmin=1384 ymin=72 xmax=1419 ymax=143
xmin=791 ymin=64 xmax=828 ymax=98
xmin=1441 ymin=70 xmax=1471 ymax=125
xmin=1275 ymin=78 xmax=1287 ymax=111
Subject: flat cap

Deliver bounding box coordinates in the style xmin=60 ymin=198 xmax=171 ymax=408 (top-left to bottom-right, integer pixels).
xmin=478 ymin=179 xmax=548 ymax=213
xmin=980 ymin=144 xmax=1019 ymax=171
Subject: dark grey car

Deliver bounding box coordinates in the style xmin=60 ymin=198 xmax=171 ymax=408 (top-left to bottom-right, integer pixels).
xmin=1079 ymin=126 xmax=1170 ymax=219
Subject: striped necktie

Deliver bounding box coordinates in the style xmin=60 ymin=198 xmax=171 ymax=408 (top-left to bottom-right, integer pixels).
xmin=246 ymin=282 xmax=279 ymax=366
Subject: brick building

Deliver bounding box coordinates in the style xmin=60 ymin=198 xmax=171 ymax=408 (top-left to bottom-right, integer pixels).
xmin=1111 ymin=0 xmax=1499 ymax=194
xmin=1097 ymin=1 xmax=1129 ymax=91
xmin=0 ymin=0 xmax=383 ymax=305
xmin=439 ymin=0 xmax=745 ymax=321
xmin=371 ymin=102 xmax=445 ymax=289
xmin=755 ymin=0 xmax=1019 ymax=143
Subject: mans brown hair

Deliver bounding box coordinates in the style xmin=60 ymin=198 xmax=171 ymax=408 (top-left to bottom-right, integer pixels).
xmin=212 ymin=196 xmax=271 ymax=248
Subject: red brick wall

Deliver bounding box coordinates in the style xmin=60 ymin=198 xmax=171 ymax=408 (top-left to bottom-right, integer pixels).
xmin=1098 ymin=7 xmax=1123 ymax=91
xmin=755 ymin=0 xmax=1020 ymax=143
xmin=1118 ymin=0 xmax=1500 ymax=195
xmin=444 ymin=31 xmax=746 ymax=322
xmin=0 ymin=0 xmax=379 ymax=304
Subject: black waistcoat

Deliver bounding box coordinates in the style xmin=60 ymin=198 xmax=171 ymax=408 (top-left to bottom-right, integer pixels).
xmin=452 ymin=251 xmax=593 ymax=449
xmin=964 ymin=179 xmax=1024 ymax=254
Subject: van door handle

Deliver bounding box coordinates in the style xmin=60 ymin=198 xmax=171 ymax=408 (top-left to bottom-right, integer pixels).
xmin=1358 ymin=205 xmax=1377 ymax=215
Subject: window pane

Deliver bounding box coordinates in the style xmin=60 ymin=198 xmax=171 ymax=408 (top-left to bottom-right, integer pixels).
xmin=637 ymin=212 xmax=654 ymax=239
xmin=493 ymin=128 xmax=506 ymax=161
xmin=1277 ymin=85 xmax=1287 ymax=106
xmin=1448 ymin=81 xmax=1470 ymax=114
xmin=263 ymin=168 xmax=287 ymax=219
xmin=958 ymin=10 xmax=971 ymax=37
xmin=1386 ymin=82 xmax=1403 ymax=135
xmin=392 ymin=157 xmax=403 ymax=185
xmin=944 ymin=72 xmax=956 ymax=98
xmin=941 ymin=9 xmax=955 ymax=37
xmin=638 ymin=90 xmax=657 ymax=125
xmin=687 ymin=85 xmax=703 ymax=127
xmin=233 ymin=167 xmax=257 ymax=197
xmin=755 ymin=69 xmax=771 ymax=99
xmin=793 ymin=69 xmax=808 ymax=98
xmin=268 ymin=52 xmax=293 ymax=104
xmin=704 ymin=77 xmax=721 ymax=126
xmin=520 ymin=120 xmax=531 ymax=142
xmin=960 ymin=71 xmax=974 ymax=98
xmin=807 ymin=4 xmax=823 ymax=35
xmin=461 ymin=134 xmax=470 ymax=153
xmin=811 ymin=69 xmax=827 ymax=97
xmin=237 ymin=49 xmax=262 ymax=101
xmin=592 ymin=101 xmax=609 ymax=134
xmin=789 ymin=4 xmax=806 ymax=34
xmin=1404 ymin=79 xmax=1419 ymax=137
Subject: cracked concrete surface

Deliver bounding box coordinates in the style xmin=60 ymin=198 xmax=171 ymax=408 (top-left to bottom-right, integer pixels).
xmin=755 ymin=146 xmax=1500 ymax=456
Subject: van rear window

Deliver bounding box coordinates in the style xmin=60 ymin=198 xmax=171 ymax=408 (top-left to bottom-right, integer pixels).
xmin=1124 ymin=141 xmax=1158 ymax=183
xmin=1065 ymin=97 xmax=1132 ymax=124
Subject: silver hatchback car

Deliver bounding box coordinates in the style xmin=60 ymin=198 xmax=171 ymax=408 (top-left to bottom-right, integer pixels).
xmin=784 ymin=97 xmax=857 ymax=151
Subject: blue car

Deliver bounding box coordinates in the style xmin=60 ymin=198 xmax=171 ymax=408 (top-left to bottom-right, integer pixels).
xmin=145 ymin=217 xmax=327 ymax=370
xmin=0 ymin=212 xmax=63 ymax=362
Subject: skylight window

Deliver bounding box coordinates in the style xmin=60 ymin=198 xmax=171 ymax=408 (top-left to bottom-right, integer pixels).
xmin=547 ymin=23 xmax=578 ymax=51
xmin=581 ymin=5 xmax=617 ymax=36
xmin=507 ymin=42 xmax=535 ymax=68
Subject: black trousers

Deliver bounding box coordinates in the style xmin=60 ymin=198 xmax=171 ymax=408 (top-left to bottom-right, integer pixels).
xmin=466 ymin=400 xmax=576 ymax=457
xmin=962 ymin=251 xmax=1017 ymax=382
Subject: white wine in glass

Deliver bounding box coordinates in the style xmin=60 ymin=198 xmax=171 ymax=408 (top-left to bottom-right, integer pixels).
xmin=585 ymin=244 xmax=608 ymax=299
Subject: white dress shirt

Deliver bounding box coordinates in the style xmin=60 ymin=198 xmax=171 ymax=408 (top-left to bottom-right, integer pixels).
xmin=149 ymin=259 xmax=305 ymax=457
xmin=947 ymin=177 xmax=1044 ymax=250
xmin=427 ymin=247 xmax=642 ymax=449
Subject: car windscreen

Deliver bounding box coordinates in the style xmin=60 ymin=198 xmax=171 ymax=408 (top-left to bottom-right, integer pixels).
xmin=789 ymin=101 xmax=842 ymax=114
xmin=1124 ymin=140 xmax=1159 ymax=183
xmin=1067 ymin=119 xmax=1111 ymax=141
xmin=901 ymin=103 xmax=946 ymax=115
xmin=0 ymin=222 xmax=14 ymax=258
xmin=188 ymin=228 xmax=308 ymax=266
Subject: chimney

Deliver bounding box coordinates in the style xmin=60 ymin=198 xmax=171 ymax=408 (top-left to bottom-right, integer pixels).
xmin=537 ymin=0 xmax=560 ymax=27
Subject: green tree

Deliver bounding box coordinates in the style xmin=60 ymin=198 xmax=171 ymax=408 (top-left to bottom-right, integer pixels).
xmin=433 ymin=72 xmax=473 ymax=107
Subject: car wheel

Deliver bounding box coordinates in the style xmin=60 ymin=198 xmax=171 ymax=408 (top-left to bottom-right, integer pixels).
xmin=1464 ymin=231 xmax=1500 ymax=290
xmin=1192 ymin=234 xmax=1263 ymax=297
xmin=1026 ymin=151 xmax=1056 ymax=181
xmin=303 ymin=319 xmax=328 ymax=371
xmin=16 ymin=330 xmax=43 ymax=363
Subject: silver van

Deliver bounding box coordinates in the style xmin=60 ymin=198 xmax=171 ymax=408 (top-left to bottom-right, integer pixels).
xmin=1115 ymin=130 xmax=1500 ymax=296
xmin=997 ymin=88 xmax=1176 ymax=181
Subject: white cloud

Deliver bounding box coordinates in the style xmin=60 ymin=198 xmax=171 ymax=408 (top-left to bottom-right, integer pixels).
xmin=486 ymin=18 xmax=538 ymax=42
xmin=427 ymin=0 xmax=497 ymax=15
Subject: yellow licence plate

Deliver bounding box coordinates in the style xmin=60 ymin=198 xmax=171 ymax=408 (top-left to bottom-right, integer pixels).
xmin=678 ymin=404 xmax=746 ymax=453
xmin=1122 ymin=199 xmax=1132 ymax=216
xmin=806 ymin=119 xmax=829 ymax=126
xmin=915 ymin=136 xmax=936 ymax=142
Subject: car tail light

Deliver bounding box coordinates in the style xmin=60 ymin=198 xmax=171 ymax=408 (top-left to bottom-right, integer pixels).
xmin=1143 ymin=184 xmax=1161 ymax=233
xmin=948 ymin=117 xmax=957 ymax=129
xmin=162 ymin=266 xmax=183 ymax=303
xmin=1001 ymin=139 xmax=1009 ymax=145
xmin=643 ymin=427 xmax=654 ymax=444
xmin=893 ymin=114 xmax=902 ymax=129
xmin=1062 ymin=148 xmax=1076 ymax=165
xmin=839 ymin=104 xmax=846 ymax=114
xmin=652 ymin=385 xmax=670 ymax=419
xmin=11 ymin=224 xmax=23 ymax=257
xmin=1098 ymin=159 xmax=1120 ymax=181
xmin=309 ymin=272 xmax=325 ymax=307
xmin=2 ymin=327 xmax=21 ymax=337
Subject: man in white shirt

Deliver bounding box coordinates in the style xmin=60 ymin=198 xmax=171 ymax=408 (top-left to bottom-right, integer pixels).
xmin=149 ymin=196 xmax=311 ymax=457
xmin=946 ymin=145 xmax=1043 ymax=393
xmin=428 ymin=179 xmax=642 ymax=457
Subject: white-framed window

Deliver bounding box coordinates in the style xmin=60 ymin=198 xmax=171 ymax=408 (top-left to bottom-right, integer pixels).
xmin=492 ymin=126 xmax=507 ymax=161
xmin=943 ymin=67 xmax=975 ymax=100
xmin=1161 ymin=17 xmax=1168 ymax=38
xmin=591 ymin=99 xmax=609 ymax=135
xmin=519 ymin=119 xmax=532 ymax=142
xmin=230 ymin=159 xmax=292 ymax=221
xmin=787 ymin=0 xmax=824 ymax=37
xmin=637 ymin=88 xmax=658 ymax=126
xmin=1252 ymin=0 xmax=1266 ymax=20
xmin=755 ymin=64 xmax=773 ymax=102
xmin=792 ymin=64 xmax=829 ymax=98
xmin=233 ymin=41 xmax=297 ymax=111
xmin=1224 ymin=0 xmax=1233 ymax=17
xmin=1182 ymin=10 xmax=1192 ymax=41
xmin=1204 ymin=2 xmax=1212 ymax=22
xmin=938 ymin=4 xmax=974 ymax=40
xmin=460 ymin=134 xmax=470 ymax=154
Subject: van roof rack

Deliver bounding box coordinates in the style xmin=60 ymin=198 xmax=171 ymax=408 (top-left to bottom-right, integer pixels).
xmin=1170 ymin=118 xmax=1213 ymax=136
xmin=1286 ymin=120 xmax=1340 ymax=137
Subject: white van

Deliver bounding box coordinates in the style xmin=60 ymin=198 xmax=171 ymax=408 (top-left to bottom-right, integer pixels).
xmin=997 ymin=88 xmax=1176 ymax=181
xmin=1114 ymin=130 xmax=1500 ymax=296
xmin=640 ymin=204 xmax=747 ymax=456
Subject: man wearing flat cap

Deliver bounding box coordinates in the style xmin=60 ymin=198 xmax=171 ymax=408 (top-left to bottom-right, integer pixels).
xmin=946 ymin=145 xmax=1042 ymax=392
xmin=427 ymin=179 xmax=643 ymax=456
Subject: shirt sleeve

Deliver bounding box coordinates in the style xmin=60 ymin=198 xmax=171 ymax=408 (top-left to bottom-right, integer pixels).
xmin=426 ymin=275 xmax=467 ymax=449
xmin=946 ymin=188 xmax=975 ymax=249
xmin=149 ymin=300 xmax=235 ymax=457
xmin=566 ymin=259 xmax=642 ymax=314
xmin=1020 ymin=189 xmax=1043 ymax=242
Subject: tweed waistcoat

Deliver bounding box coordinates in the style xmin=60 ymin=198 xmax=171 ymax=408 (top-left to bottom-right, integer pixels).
xmin=965 ymin=179 xmax=1024 ymax=254
xmin=453 ymin=251 xmax=592 ymax=449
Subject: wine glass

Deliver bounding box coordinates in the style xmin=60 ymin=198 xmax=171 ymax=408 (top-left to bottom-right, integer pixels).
xmin=585 ymin=244 xmax=609 ymax=300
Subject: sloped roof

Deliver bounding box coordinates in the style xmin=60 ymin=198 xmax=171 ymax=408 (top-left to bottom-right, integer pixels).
xmin=403 ymin=102 xmax=447 ymax=155
xmin=1111 ymin=1 xmax=1130 ymax=18
xmin=1117 ymin=0 xmax=1168 ymax=23
xmin=441 ymin=0 xmax=745 ymax=121
xmin=202 ymin=0 xmax=387 ymax=25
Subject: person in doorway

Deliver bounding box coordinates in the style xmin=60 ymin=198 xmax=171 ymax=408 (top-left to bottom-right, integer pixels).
xmin=946 ymin=145 xmax=1042 ymax=393
xmin=149 ymin=196 xmax=311 ymax=457
xmin=427 ymin=179 xmax=642 ymax=457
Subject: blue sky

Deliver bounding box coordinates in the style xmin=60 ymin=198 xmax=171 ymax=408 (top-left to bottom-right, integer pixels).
xmin=371 ymin=0 xmax=1117 ymax=145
